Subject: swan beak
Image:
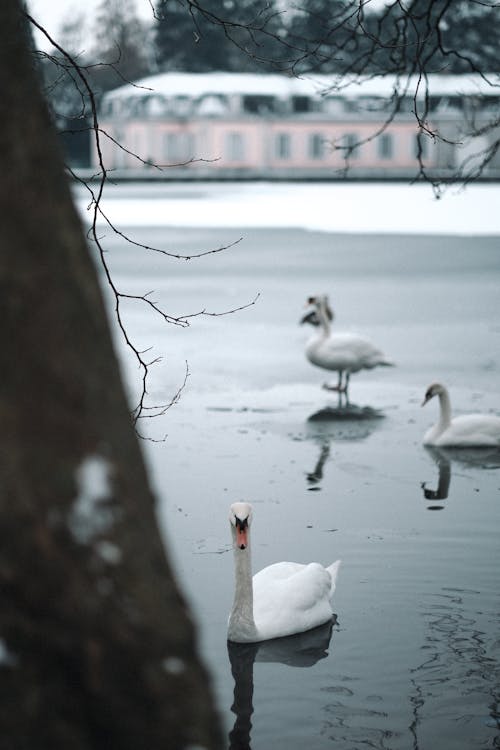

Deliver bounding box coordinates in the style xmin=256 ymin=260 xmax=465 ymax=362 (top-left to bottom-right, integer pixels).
xmin=235 ymin=526 xmax=248 ymax=550
xmin=421 ymin=395 xmax=430 ymax=407
xmin=234 ymin=516 xmax=249 ymax=549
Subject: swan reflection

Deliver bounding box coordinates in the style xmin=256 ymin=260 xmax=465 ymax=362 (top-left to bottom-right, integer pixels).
xmin=421 ymin=445 xmax=500 ymax=509
xmin=421 ymin=447 xmax=452 ymax=508
xmin=227 ymin=621 xmax=334 ymax=750
xmin=306 ymin=442 xmax=330 ymax=485
xmin=304 ymin=404 xmax=384 ymax=487
xmin=307 ymin=402 xmax=385 ymax=441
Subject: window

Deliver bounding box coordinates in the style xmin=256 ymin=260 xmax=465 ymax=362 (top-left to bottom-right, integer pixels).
xmin=308 ymin=133 xmax=325 ymax=160
xmin=275 ymin=133 xmax=291 ymax=160
xmin=172 ymin=96 xmax=191 ymax=117
xmin=226 ymin=132 xmax=245 ymax=161
xmin=164 ymin=132 xmax=194 ymax=162
xmin=414 ymin=133 xmax=428 ymax=159
xmin=292 ymin=96 xmax=311 ymax=113
xmin=343 ymin=99 xmax=358 ymax=113
xmin=344 ymin=132 xmax=360 ymax=158
xmin=242 ymin=95 xmax=275 ymax=114
xmin=358 ymin=96 xmax=385 ymax=112
xmin=378 ymin=133 xmax=393 ymax=159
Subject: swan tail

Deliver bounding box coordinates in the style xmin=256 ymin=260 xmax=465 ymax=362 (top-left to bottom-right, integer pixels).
xmin=327 ymin=560 xmax=341 ymax=593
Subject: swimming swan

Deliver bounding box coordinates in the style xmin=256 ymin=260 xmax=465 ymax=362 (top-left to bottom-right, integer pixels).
xmin=228 ymin=502 xmax=341 ymax=643
xmin=301 ymin=295 xmax=393 ymax=396
xmin=422 ymin=382 xmax=500 ymax=447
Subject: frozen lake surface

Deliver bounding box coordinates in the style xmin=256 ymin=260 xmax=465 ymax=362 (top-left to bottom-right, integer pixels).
xmin=79 ymin=179 xmax=500 ymax=235
xmin=78 ymin=182 xmax=500 ymax=749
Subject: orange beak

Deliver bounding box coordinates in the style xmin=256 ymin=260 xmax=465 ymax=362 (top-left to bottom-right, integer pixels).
xmin=235 ymin=526 xmax=248 ymax=549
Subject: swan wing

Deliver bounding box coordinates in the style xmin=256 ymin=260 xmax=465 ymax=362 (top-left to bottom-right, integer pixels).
xmin=308 ymin=332 xmax=389 ymax=372
xmin=437 ymin=414 xmax=500 ymax=447
xmin=252 ymin=562 xmax=337 ymax=640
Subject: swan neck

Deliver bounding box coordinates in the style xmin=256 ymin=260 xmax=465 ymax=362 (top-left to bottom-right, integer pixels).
xmin=318 ymin=300 xmax=331 ymax=337
xmin=228 ymin=544 xmax=257 ymax=642
xmin=437 ymin=389 xmax=452 ymax=432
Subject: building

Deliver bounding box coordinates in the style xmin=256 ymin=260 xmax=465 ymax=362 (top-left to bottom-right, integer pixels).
xmin=95 ymin=71 xmax=500 ymax=180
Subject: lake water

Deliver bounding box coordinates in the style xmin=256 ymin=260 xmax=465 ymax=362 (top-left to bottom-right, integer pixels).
xmin=79 ymin=182 xmax=500 ymax=749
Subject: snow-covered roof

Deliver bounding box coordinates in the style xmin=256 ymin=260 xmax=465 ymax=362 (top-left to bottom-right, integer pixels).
xmin=104 ymin=72 xmax=314 ymax=101
xmin=103 ymin=71 xmax=500 ymax=104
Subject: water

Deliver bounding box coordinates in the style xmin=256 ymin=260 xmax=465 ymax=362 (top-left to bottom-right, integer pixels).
xmin=81 ymin=183 xmax=500 ymax=749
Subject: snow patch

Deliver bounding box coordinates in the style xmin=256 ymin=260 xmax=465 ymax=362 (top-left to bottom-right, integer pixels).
xmin=68 ymin=455 xmax=115 ymax=544
xmin=95 ymin=540 xmax=122 ymax=565
xmin=0 ymin=638 xmax=17 ymax=668
xmin=76 ymin=182 xmax=500 ymax=236
xmin=162 ymin=656 xmax=186 ymax=675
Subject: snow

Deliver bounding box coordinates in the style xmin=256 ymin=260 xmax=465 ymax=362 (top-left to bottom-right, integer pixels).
xmin=0 ymin=638 xmax=17 ymax=668
xmin=103 ymin=71 xmax=500 ymax=102
xmin=95 ymin=540 xmax=122 ymax=565
xmin=77 ymin=181 xmax=500 ymax=235
xmin=68 ymin=455 xmax=115 ymax=545
xmin=106 ymin=71 xmax=316 ymax=101
xmin=162 ymin=656 xmax=186 ymax=675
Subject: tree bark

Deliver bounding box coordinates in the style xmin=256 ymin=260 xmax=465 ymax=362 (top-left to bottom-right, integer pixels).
xmin=0 ymin=2 xmax=222 ymax=748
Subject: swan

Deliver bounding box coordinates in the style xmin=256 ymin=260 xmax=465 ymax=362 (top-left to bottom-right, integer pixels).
xmin=228 ymin=502 xmax=341 ymax=643
xmin=421 ymin=382 xmax=500 ymax=447
xmin=301 ymin=295 xmax=393 ymax=396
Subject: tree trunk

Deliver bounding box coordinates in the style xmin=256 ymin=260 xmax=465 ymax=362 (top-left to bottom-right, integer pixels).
xmin=0 ymin=2 xmax=222 ymax=748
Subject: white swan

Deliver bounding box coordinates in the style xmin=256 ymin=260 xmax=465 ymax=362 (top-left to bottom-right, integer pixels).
xmin=301 ymin=295 xmax=393 ymax=396
xmin=228 ymin=502 xmax=341 ymax=643
xmin=422 ymin=382 xmax=500 ymax=447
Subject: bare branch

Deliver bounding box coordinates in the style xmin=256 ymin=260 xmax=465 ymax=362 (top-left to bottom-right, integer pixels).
xmin=25 ymin=12 xmax=257 ymax=427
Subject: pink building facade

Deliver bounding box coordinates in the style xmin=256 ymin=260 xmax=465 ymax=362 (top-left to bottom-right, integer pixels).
xmin=95 ymin=72 xmax=500 ymax=179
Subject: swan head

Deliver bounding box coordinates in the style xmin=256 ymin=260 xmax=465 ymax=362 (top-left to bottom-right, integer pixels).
xmin=300 ymin=309 xmax=321 ymax=327
xmin=229 ymin=502 xmax=253 ymax=550
xmin=422 ymin=382 xmax=445 ymax=407
xmin=300 ymin=295 xmax=334 ymax=326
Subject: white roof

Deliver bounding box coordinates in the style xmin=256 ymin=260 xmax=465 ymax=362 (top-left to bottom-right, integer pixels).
xmin=104 ymin=72 xmax=313 ymax=101
xmin=103 ymin=71 xmax=500 ymax=103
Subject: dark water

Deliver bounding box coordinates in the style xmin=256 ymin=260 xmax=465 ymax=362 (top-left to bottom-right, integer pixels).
xmin=91 ymin=209 xmax=500 ymax=749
